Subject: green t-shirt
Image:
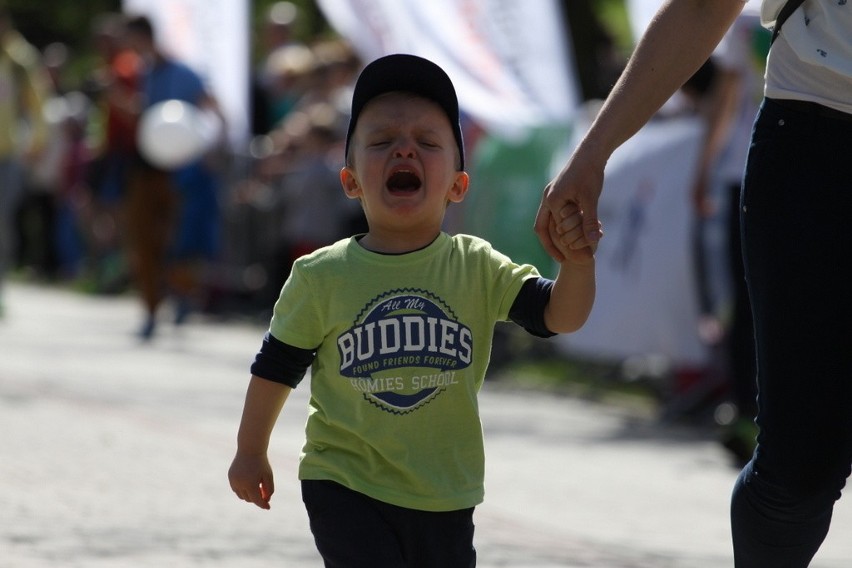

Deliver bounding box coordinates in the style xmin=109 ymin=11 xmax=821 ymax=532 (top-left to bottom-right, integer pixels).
xmin=269 ymin=232 xmax=540 ymax=511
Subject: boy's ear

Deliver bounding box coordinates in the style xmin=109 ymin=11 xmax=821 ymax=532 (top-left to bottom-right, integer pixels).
xmin=340 ymin=167 xmax=361 ymax=200
xmin=447 ymin=171 xmax=470 ymax=204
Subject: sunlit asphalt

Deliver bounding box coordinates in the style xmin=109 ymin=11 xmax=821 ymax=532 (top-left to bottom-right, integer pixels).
xmin=1 ymin=281 xmax=850 ymax=567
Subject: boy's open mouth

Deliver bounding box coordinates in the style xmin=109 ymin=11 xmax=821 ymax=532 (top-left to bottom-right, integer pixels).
xmin=386 ymin=170 xmax=422 ymax=194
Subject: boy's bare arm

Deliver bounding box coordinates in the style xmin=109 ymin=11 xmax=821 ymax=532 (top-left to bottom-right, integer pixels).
xmin=229 ymin=375 xmax=292 ymax=510
xmin=543 ymin=204 xmax=597 ymax=334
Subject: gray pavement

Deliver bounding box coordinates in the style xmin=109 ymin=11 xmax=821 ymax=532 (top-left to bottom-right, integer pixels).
xmin=1 ymin=281 xmax=850 ymax=567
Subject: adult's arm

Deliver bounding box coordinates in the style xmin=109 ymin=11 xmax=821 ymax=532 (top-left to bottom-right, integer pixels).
xmin=534 ymin=0 xmax=746 ymax=260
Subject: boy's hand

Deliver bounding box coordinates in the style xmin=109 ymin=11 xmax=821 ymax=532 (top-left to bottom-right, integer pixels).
xmin=229 ymin=452 xmax=275 ymax=510
xmin=549 ymin=203 xmax=600 ymax=265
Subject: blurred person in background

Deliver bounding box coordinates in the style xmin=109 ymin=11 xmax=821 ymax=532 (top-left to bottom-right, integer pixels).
xmin=0 ymin=5 xmax=48 ymax=316
xmin=124 ymin=14 xmax=225 ymax=340
xmin=256 ymin=1 xmax=306 ymax=131
xmin=259 ymin=101 xmax=363 ymax=301
xmin=287 ymin=39 xmax=359 ymax=124
xmin=14 ymin=41 xmax=68 ymax=281
xmin=16 ymin=42 xmax=94 ymax=284
xmin=250 ymin=39 xmax=363 ymax=304
xmin=688 ymin=10 xmax=769 ymax=464
xmin=82 ymin=12 xmax=142 ymax=293
xmin=261 ymin=42 xmax=315 ymax=132
xmin=661 ymin=29 xmax=766 ymax=452
xmin=51 ymin=90 xmax=91 ymax=281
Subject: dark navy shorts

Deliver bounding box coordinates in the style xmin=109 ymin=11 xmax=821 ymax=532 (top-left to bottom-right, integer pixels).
xmin=301 ymin=479 xmax=476 ymax=568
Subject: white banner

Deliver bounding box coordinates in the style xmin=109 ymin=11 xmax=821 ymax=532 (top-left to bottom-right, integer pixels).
xmin=122 ymin=0 xmax=250 ymax=148
xmin=555 ymin=116 xmax=710 ymax=366
xmin=315 ymin=0 xmax=579 ymax=138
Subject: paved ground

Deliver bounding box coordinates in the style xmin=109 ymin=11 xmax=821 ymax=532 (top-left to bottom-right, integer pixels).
xmin=1 ymin=281 xmax=850 ymax=567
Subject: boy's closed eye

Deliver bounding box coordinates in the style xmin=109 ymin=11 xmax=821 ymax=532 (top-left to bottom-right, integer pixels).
xmin=365 ymin=136 xmax=391 ymax=148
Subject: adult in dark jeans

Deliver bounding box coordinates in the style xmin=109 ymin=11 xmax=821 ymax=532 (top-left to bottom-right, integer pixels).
xmin=536 ymin=1 xmax=851 ymax=565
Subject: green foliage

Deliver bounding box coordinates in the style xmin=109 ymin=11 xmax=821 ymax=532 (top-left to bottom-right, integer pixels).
xmin=252 ymin=0 xmax=332 ymax=42
xmin=594 ymin=0 xmax=634 ymax=53
xmin=250 ymin=0 xmax=335 ymax=62
xmin=2 ymin=0 xmax=337 ymax=87
xmin=3 ymin=0 xmax=120 ymax=91
xmin=3 ymin=0 xmax=120 ymax=50
xmin=5 ymin=1 xmax=630 ymax=94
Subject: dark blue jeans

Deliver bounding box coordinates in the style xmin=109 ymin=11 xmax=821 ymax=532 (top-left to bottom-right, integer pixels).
xmin=732 ymin=98 xmax=852 ymax=567
xmin=302 ymin=480 xmax=476 ymax=568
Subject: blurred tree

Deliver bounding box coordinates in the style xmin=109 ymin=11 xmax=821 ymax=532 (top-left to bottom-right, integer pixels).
xmin=2 ymin=0 xmax=120 ymax=50
xmin=2 ymin=1 xmax=335 ymax=84
xmin=1 ymin=0 xmax=121 ymax=88
xmin=2 ymin=0 xmax=630 ymax=101
xmin=561 ymin=0 xmax=629 ymax=101
xmin=250 ymin=0 xmax=333 ymax=61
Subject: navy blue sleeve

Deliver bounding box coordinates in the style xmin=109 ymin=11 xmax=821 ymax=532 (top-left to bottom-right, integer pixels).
xmin=508 ymin=277 xmax=557 ymax=338
xmin=250 ymin=332 xmax=316 ymax=388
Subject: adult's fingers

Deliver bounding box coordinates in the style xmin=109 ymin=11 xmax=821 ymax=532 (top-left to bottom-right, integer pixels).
xmin=535 ymin=185 xmax=567 ymax=262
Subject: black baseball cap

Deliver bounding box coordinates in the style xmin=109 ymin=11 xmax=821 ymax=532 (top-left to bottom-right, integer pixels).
xmin=344 ymin=53 xmax=465 ymax=170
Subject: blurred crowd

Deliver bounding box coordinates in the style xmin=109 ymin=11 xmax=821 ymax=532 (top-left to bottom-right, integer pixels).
xmin=2 ymin=1 xmax=761 ymax=453
xmin=0 ymin=2 xmax=366 ymax=334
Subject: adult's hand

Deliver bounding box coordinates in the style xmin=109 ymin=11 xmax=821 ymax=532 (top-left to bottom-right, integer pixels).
xmin=534 ymin=0 xmax=744 ymax=262
xmin=535 ymin=142 xmax=606 ymax=262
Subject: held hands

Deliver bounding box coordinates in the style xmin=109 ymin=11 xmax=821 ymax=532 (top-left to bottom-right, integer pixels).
xmin=228 ymin=451 xmax=275 ymax=510
xmin=548 ymin=202 xmax=600 ymax=265
xmin=535 ymin=146 xmax=605 ymax=262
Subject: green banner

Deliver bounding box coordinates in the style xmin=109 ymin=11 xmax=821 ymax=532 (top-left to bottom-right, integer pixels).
xmin=463 ymin=124 xmax=572 ymax=279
